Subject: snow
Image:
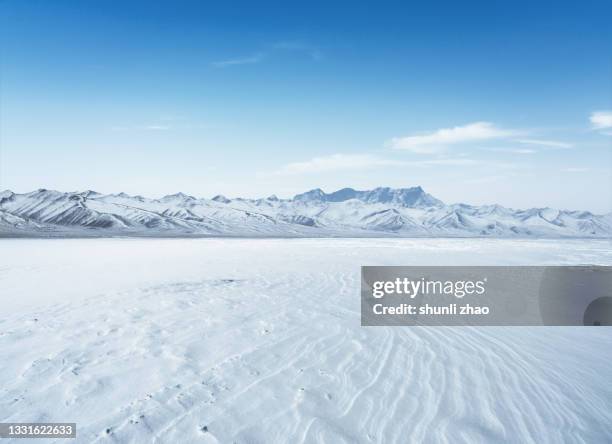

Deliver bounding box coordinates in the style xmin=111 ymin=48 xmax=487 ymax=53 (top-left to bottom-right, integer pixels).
xmin=0 ymin=238 xmax=611 ymax=443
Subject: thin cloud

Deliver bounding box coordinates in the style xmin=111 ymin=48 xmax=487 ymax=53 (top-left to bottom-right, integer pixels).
xmin=275 ymin=154 xmax=406 ymax=175
xmin=590 ymin=111 xmax=612 ymax=131
xmin=410 ymin=158 xmax=481 ymax=166
xmin=111 ymin=124 xmax=171 ymax=131
xmin=388 ymin=122 xmax=516 ymax=153
xmin=109 ymin=117 xmax=213 ymax=132
xmin=488 ymin=147 xmax=536 ymax=154
xmin=143 ymin=125 xmax=171 ymax=131
xmin=274 ymin=153 xmax=516 ymax=175
xmin=463 ymin=175 xmax=508 ymax=185
xmin=211 ymin=53 xmax=265 ymax=68
xmin=211 ymin=41 xmax=321 ymax=68
xmin=562 ymin=167 xmax=590 ymax=173
xmin=516 ymin=138 xmax=572 ymax=149
xmin=272 ymin=41 xmax=322 ymax=60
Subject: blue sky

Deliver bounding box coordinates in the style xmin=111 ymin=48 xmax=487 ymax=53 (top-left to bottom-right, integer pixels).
xmin=1 ymin=0 xmax=611 ymax=211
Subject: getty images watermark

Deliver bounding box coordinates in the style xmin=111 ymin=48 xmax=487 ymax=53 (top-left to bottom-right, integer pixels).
xmin=361 ymin=266 xmax=612 ymax=326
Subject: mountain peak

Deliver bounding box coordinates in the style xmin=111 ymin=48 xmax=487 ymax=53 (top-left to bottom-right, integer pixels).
xmin=77 ymin=190 xmax=101 ymax=198
xmin=0 ymin=190 xmax=15 ymax=204
xmin=212 ymin=194 xmax=231 ymax=203
xmin=26 ymin=189 xmax=62 ymax=198
xmin=160 ymin=192 xmax=196 ymax=201
xmin=293 ymin=188 xmax=326 ymax=202
xmin=293 ymin=186 xmax=443 ymax=207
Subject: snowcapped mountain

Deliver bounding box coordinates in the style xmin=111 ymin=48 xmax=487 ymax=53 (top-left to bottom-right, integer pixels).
xmin=293 ymin=186 xmax=443 ymax=207
xmin=0 ymin=187 xmax=610 ymax=238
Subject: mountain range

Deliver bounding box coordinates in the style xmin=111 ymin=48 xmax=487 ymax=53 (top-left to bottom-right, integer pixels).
xmin=0 ymin=187 xmax=610 ymax=238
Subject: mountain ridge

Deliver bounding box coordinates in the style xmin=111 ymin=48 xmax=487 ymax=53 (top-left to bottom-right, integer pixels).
xmin=1 ymin=187 xmax=610 ymax=238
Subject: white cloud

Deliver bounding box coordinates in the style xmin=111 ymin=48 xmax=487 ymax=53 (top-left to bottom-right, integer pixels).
xmin=410 ymin=158 xmax=481 ymax=166
xmin=590 ymin=111 xmax=612 ymax=129
xmin=275 ymin=154 xmax=406 ymax=175
xmin=388 ymin=122 xmax=515 ymax=153
xmin=562 ymin=167 xmax=590 ymax=173
xmin=211 ymin=42 xmax=321 ymax=68
xmin=489 ymin=147 xmax=536 ymax=154
xmin=211 ymin=53 xmax=264 ymax=68
xmin=274 ymin=153 xmax=517 ymax=175
xmin=516 ymin=138 xmax=572 ymax=149
xmin=272 ymin=41 xmax=322 ymax=60
xmin=143 ymin=125 xmax=171 ymax=131
xmin=110 ymin=124 xmax=171 ymax=131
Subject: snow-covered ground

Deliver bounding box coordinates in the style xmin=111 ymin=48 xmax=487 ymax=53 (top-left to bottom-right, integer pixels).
xmin=1 ymin=238 xmax=611 ymax=443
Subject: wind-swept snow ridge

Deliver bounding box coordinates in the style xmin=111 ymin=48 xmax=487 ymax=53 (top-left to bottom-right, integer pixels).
xmin=0 ymin=187 xmax=610 ymax=237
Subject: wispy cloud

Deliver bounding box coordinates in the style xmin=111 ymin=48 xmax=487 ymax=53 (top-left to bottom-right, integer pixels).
xmin=488 ymin=147 xmax=536 ymax=154
xmin=463 ymin=175 xmax=509 ymax=185
xmin=275 ymin=154 xmax=406 ymax=175
xmin=562 ymin=167 xmax=590 ymax=173
xmin=516 ymin=138 xmax=572 ymax=149
xmin=211 ymin=53 xmax=265 ymax=68
xmin=272 ymin=41 xmax=322 ymax=60
xmin=111 ymin=124 xmax=171 ymax=131
xmin=143 ymin=125 xmax=171 ymax=131
xmin=274 ymin=153 xmax=517 ymax=175
xmin=388 ymin=122 xmax=516 ymax=153
xmin=211 ymin=41 xmax=321 ymax=68
xmin=109 ymin=119 xmax=211 ymax=132
xmin=590 ymin=110 xmax=612 ymax=132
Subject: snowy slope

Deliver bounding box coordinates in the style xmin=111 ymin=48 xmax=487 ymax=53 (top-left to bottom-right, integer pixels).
xmin=0 ymin=187 xmax=610 ymax=237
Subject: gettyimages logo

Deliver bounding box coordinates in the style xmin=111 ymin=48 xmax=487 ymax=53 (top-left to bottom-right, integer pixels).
xmin=371 ymin=277 xmax=487 ymax=299
xmin=361 ymin=266 xmax=612 ymax=326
